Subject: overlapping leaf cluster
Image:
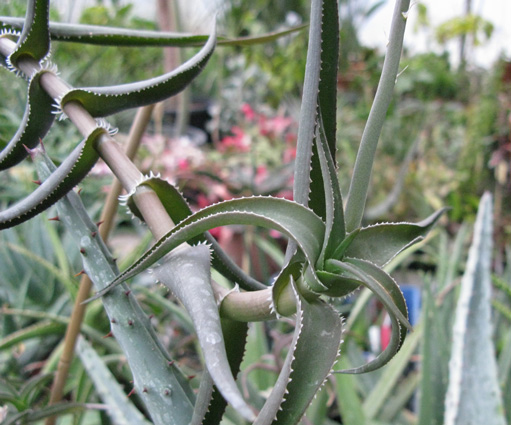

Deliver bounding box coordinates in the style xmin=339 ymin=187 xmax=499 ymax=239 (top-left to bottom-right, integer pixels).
xmin=0 ymin=0 xmax=443 ymax=424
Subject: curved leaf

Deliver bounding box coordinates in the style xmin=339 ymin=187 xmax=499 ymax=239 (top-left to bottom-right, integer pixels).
xmin=88 ymin=196 xmax=325 ymax=301
xmin=344 ymin=208 xmax=446 ymax=267
xmin=7 ymin=0 xmax=50 ymax=71
xmin=0 ymin=127 xmax=104 ymax=229
xmin=254 ymin=278 xmax=303 ymax=425
xmin=59 ymin=27 xmax=216 ymax=118
xmin=328 ymin=258 xmax=409 ymax=374
xmin=315 ymin=116 xmax=345 ymax=266
xmin=129 ymin=176 xmax=266 ymax=291
xmin=0 ymin=68 xmax=55 ymax=170
xmin=153 ymin=244 xmax=255 ymax=422
xmin=196 ymin=318 xmax=250 ymax=425
xmin=272 ymin=295 xmax=343 ymax=424
xmin=0 ymin=17 xmax=305 ymax=47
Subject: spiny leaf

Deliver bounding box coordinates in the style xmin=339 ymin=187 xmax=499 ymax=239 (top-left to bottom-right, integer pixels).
xmin=197 ymin=318 xmax=250 ymax=425
xmin=153 ymin=245 xmax=255 ymax=422
xmin=254 ymin=278 xmax=303 ymax=425
xmin=76 ymin=337 xmax=152 ymax=425
xmin=327 ymin=258 xmax=408 ymax=373
xmin=291 ymin=0 xmax=323 ymax=207
xmin=344 ymin=208 xmax=446 ymax=267
xmin=128 ymin=175 xmax=266 ymax=290
xmin=315 ymin=114 xmax=345 ymax=266
xmin=0 ymin=68 xmax=55 ymax=170
xmin=88 ymin=196 xmax=325 ymax=301
xmin=272 ymin=294 xmax=343 ymax=424
xmin=58 ymin=27 xmax=216 ymax=118
xmin=7 ymin=0 xmax=50 ymax=72
xmin=0 ymin=16 xmax=305 ymax=47
xmin=444 ymin=192 xmax=506 ymax=425
xmin=308 ymin=0 xmax=340 ymax=222
xmin=0 ymin=127 xmax=104 ymax=229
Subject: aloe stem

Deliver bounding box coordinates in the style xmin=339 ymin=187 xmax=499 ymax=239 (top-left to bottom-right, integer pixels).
xmin=344 ymin=0 xmax=410 ymax=232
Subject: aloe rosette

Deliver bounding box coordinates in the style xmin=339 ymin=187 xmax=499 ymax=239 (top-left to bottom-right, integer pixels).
xmin=0 ymin=0 xmax=444 ymax=424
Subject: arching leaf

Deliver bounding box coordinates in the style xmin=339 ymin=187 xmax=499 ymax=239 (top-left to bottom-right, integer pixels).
xmin=88 ymin=196 xmax=325 ymax=301
xmin=153 ymin=244 xmax=255 ymax=422
xmin=58 ymin=28 xmax=216 ymax=117
xmin=8 ymin=0 xmax=50 ymax=72
xmin=0 ymin=16 xmax=305 ymax=47
xmin=344 ymin=208 xmax=446 ymax=267
xmin=128 ymin=176 xmax=266 ymax=291
xmin=0 ymin=127 xmax=104 ymax=229
xmin=0 ymin=68 xmax=55 ymax=170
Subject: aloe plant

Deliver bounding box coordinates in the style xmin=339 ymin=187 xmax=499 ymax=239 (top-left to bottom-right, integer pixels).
xmin=0 ymin=0 xmax=446 ymax=423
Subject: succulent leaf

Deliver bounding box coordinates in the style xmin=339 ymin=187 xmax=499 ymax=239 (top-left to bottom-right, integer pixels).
xmin=198 ymin=318 xmax=250 ymax=425
xmin=444 ymin=193 xmax=506 ymax=425
xmin=315 ymin=116 xmax=345 ymax=266
xmin=272 ymin=294 xmax=343 ymax=424
xmin=0 ymin=68 xmax=55 ymax=170
xmin=7 ymin=0 xmax=50 ymax=72
xmin=254 ymin=278 xmax=303 ymax=425
xmin=58 ymin=27 xmax=216 ymax=118
xmin=88 ymin=196 xmax=325 ymax=301
xmin=153 ymin=244 xmax=255 ymax=422
xmin=0 ymin=127 xmax=105 ymax=229
xmin=344 ymin=208 xmax=446 ymax=267
xmin=127 ymin=176 xmax=266 ymax=290
xmin=328 ymin=258 xmax=409 ymax=373
xmin=0 ymin=16 xmax=305 ymax=47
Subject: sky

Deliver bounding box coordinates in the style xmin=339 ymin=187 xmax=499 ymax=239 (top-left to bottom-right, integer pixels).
xmin=359 ymin=0 xmax=511 ymax=68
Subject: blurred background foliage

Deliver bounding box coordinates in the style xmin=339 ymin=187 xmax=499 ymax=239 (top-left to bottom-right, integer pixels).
xmin=0 ymin=0 xmax=510 ymax=424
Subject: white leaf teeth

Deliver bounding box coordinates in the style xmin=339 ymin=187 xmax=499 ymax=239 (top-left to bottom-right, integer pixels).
xmin=95 ymin=118 xmax=118 ymax=136
xmin=118 ymin=193 xmax=131 ymax=207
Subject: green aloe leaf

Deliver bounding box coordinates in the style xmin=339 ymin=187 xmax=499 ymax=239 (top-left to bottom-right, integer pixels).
xmin=34 ymin=147 xmax=196 ymax=425
xmin=255 ymin=279 xmax=343 ymax=424
xmin=197 ymin=319 xmax=250 ymax=425
xmin=315 ymin=116 xmax=345 ymax=266
xmin=2 ymin=402 xmax=90 ymax=425
xmin=444 ymin=192 xmax=506 ymax=425
xmin=76 ymin=337 xmax=151 ymax=425
xmin=0 ymin=68 xmax=55 ymax=170
xmin=272 ymin=295 xmax=343 ymax=424
xmin=0 ymin=16 xmax=305 ymax=47
xmin=343 ymin=208 xmax=446 ymax=267
xmin=327 ymin=258 xmax=409 ymax=373
xmin=307 ymin=0 xmax=340 ymax=224
xmin=89 ymin=196 xmax=325 ymax=301
xmin=0 ymin=127 xmax=104 ymax=229
xmin=59 ymin=28 xmax=216 ymax=118
xmin=153 ymin=244 xmax=255 ymax=422
xmin=128 ymin=175 xmax=266 ymax=291
xmin=0 ymin=320 xmax=65 ymax=350
xmin=7 ymin=0 xmax=50 ymax=72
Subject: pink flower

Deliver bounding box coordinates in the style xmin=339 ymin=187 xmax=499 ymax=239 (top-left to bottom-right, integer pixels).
xmin=255 ymin=164 xmax=268 ymax=185
xmin=259 ymin=115 xmax=293 ymax=137
xmin=219 ymin=126 xmax=250 ymax=152
xmin=177 ymin=158 xmax=190 ymax=171
xmin=241 ymin=103 xmax=256 ymax=121
xmin=283 ymin=146 xmax=296 ymax=163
